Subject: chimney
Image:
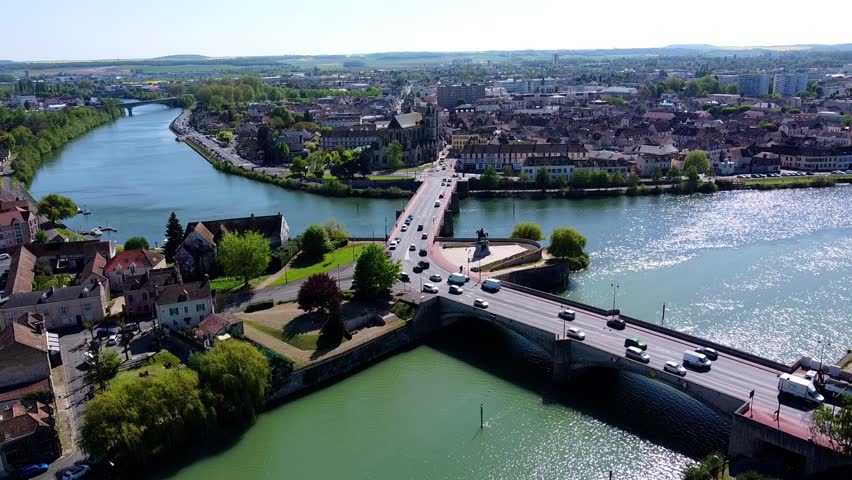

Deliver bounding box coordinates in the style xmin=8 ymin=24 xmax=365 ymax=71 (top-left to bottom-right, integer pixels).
xmin=203 ymin=274 xmax=209 ymax=286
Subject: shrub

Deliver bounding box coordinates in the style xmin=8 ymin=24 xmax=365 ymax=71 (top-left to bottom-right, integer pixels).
xmin=244 ymin=300 xmax=274 ymax=313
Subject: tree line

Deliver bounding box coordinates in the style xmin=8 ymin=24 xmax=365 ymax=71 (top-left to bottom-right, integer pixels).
xmin=0 ymin=100 xmax=124 ymax=185
xmin=81 ymin=340 xmax=271 ymax=465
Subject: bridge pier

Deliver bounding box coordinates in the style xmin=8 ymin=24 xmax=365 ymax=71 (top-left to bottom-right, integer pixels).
xmin=126 ymin=106 xmax=133 ymax=116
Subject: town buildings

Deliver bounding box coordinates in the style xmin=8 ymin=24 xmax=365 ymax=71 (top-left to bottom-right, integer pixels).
xmin=737 ymin=74 xmax=770 ymax=97
xmin=154 ymin=279 xmax=213 ymax=331
xmin=175 ymin=213 xmax=289 ymax=280
xmin=773 ymin=73 xmax=809 ymax=97
xmin=103 ymin=249 xmax=165 ymax=292
xmin=0 ymin=280 xmax=108 ymax=330
xmin=437 ymin=84 xmax=486 ymax=109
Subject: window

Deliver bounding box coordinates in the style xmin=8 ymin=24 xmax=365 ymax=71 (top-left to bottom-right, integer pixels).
xmin=196 ymin=303 xmax=206 ymax=312
xmin=60 ymin=305 xmax=68 ymax=314
xmin=184 ymin=306 xmax=189 ymax=314
xmin=4 ymin=312 xmax=15 ymax=324
xmin=84 ymin=303 xmax=92 ymax=312
xmin=169 ymin=307 xmax=179 ymax=316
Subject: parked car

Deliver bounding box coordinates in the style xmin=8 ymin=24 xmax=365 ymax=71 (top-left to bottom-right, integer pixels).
xmin=449 ymin=285 xmax=463 ymax=294
xmin=394 ymin=236 xmax=401 ymax=244
xmin=664 ymin=361 xmax=687 ymax=376
xmin=417 ymin=224 xmax=423 ymax=231
xmin=107 ymin=334 xmax=118 ymax=346
xmin=409 ymin=244 xmax=416 ymax=251
xmin=0 ymin=253 xmax=10 ymax=260
xmin=566 ymin=327 xmax=585 ymax=341
xmin=429 ymin=274 xmax=443 ymax=282
xmin=434 ymin=201 xmax=441 ymax=207
xmin=401 ymin=225 xmax=408 ymax=232
xmin=17 ymin=464 xmax=48 ymax=479
xmin=694 ymin=347 xmax=718 ymax=360
xmin=624 ymin=337 xmax=647 ymax=351
xmin=473 ymin=298 xmax=488 ymax=308
xmin=422 ymin=283 xmax=438 ymax=294
xmin=62 ymin=464 xmax=91 ymax=480
xmin=421 ymin=233 xmax=428 ymax=240
xmin=96 ymin=327 xmax=119 ymax=338
xmin=625 ymin=346 xmax=650 ymax=363
xmin=558 ymin=309 xmax=576 ymax=320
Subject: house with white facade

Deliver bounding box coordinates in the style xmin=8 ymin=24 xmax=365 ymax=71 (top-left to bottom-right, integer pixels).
xmin=154 ymin=279 xmax=213 ymax=330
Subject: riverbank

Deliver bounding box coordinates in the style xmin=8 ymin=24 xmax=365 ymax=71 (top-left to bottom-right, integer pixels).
xmin=173 ymin=119 xmax=412 ymax=200
xmin=465 ymin=175 xmax=848 ymax=200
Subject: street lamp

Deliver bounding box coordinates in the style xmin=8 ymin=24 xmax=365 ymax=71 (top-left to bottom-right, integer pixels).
xmin=610 ymin=282 xmax=620 ymax=315
xmin=818 ymin=338 xmax=831 ymax=375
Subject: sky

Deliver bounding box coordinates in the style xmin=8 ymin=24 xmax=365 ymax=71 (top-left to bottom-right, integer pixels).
xmin=1 ymin=0 xmax=850 ymax=61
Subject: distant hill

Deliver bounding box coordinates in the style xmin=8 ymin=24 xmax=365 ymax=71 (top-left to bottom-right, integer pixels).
xmin=0 ymin=60 xmax=15 ymax=64
xmin=153 ymin=55 xmax=209 ymax=61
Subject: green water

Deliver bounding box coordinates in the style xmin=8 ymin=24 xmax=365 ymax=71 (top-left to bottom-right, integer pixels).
xmin=167 ymin=321 xmax=719 ymax=480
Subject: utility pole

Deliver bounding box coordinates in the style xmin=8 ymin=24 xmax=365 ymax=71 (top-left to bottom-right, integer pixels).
xmin=610 ymin=282 xmax=620 ymax=315
xmin=661 ymin=303 xmax=666 ymax=327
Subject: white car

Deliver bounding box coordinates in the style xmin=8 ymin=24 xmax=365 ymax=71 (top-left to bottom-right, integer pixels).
xmin=566 ymin=327 xmax=585 ymax=341
xmin=62 ymin=464 xmax=91 ymax=480
xmin=0 ymin=253 xmax=9 ymax=260
xmin=449 ymin=285 xmax=463 ymax=294
xmin=664 ymin=361 xmax=687 ymax=376
xmin=626 ymin=346 xmax=650 ymax=363
xmin=422 ymin=283 xmax=438 ymax=294
xmin=473 ymin=298 xmax=488 ymax=308
xmin=429 ymin=274 xmax=443 ymax=282
xmin=107 ymin=334 xmax=118 ymax=346
xmin=401 ymin=225 xmax=408 ymax=232
xmin=409 ymin=244 xmax=416 ymax=251
xmin=389 ymin=241 xmax=398 ymax=250
xmin=434 ymin=201 xmax=441 ymax=207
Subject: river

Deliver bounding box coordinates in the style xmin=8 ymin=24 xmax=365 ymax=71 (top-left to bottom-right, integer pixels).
xmin=29 ymin=105 xmax=852 ymax=479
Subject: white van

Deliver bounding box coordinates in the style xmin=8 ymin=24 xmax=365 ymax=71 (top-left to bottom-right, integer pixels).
xmin=683 ymin=350 xmax=712 ymax=370
xmin=447 ymin=273 xmax=468 ymax=285
xmin=481 ymin=279 xmax=501 ymax=292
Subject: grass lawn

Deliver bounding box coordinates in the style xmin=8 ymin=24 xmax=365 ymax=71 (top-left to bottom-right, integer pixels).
xmin=56 ymin=228 xmax=87 ymax=241
xmin=382 ymin=164 xmax=430 ymax=174
xmin=367 ymin=175 xmax=406 ymax=181
xmin=268 ymin=244 xmax=367 ymax=287
xmin=390 ymin=301 xmax=416 ymax=321
xmin=210 ymin=275 xmax=269 ymax=294
xmin=110 ymin=350 xmax=182 ymax=388
xmin=246 ymin=320 xmax=320 ymax=351
xmin=743 ymin=175 xmax=852 ymax=186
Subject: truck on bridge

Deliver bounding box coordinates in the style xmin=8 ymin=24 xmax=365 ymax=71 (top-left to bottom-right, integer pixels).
xmin=778 ymin=373 xmax=824 ymax=404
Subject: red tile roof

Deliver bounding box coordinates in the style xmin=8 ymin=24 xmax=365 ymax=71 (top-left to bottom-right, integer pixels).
xmin=104 ymin=249 xmax=165 ymax=274
xmin=0 ymin=379 xmax=51 ymax=403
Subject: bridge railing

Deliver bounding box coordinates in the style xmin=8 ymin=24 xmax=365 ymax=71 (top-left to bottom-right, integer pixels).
xmin=501 ymin=278 xmax=792 ymax=372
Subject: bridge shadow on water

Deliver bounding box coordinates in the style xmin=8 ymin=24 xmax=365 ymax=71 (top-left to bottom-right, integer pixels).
xmin=425 ymin=317 xmax=731 ymax=460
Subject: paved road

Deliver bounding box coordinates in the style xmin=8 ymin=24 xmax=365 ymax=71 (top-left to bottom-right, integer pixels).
xmin=390 ymin=158 xmax=816 ymax=439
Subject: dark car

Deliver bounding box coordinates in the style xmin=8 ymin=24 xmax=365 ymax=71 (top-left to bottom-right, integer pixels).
xmin=412 ymin=265 xmax=423 ymax=273
xmin=694 ymin=346 xmax=718 ymax=360
xmin=607 ymin=318 xmax=626 ymax=330
xmin=419 ymin=249 xmax=427 ymax=257
xmin=96 ymin=327 xmax=119 ymax=338
xmin=399 ymin=272 xmax=410 ymax=282
xmin=417 ymin=260 xmax=430 ymax=269
xmin=17 ymin=464 xmax=48 ymax=479
xmin=624 ymin=337 xmax=647 ymax=351
xmin=417 ymin=224 xmax=423 ymax=231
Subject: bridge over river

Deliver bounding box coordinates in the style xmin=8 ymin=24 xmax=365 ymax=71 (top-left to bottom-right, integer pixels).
xmin=385 ymin=162 xmax=850 ymax=476
xmin=121 ymin=97 xmax=178 ymax=115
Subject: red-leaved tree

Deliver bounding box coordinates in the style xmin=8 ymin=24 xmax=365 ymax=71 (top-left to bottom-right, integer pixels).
xmin=297 ymin=273 xmax=342 ymax=317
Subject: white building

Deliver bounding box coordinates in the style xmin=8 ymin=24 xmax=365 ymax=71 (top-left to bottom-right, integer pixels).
xmin=773 ymin=73 xmax=809 ymax=97
xmin=155 ymin=280 xmax=213 ymax=330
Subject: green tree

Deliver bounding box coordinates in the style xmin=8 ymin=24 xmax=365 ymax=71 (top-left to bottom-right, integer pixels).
xmin=682 ymin=452 xmax=727 ymax=480
xmin=510 ymin=223 xmax=544 ymax=241
xmin=682 ymin=150 xmax=710 ymax=174
xmin=610 ymin=172 xmax=625 ymax=188
xmin=479 ymin=166 xmax=499 ymax=190
xmin=386 ymin=141 xmax=404 ymax=169
xmin=290 ymin=156 xmax=308 ymax=178
xmin=217 ymin=231 xmax=271 ymax=287
xmin=811 ymin=396 xmax=852 ymax=455
xmin=725 ymin=83 xmax=739 ymax=94
xmin=301 ymin=224 xmax=332 ymax=258
xmin=36 ymin=193 xmax=78 ymax=223
xmin=548 ymin=227 xmax=588 ymax=262
xmin=627 ymin=172 xmax=641 ymax=188
xmin=189 ymin=340 xmax=270 ymax=422
xmin=163 ymin=212 xmax=184 ymax=263
xmin=666 ymin=165 xmax=682 ymax=183
xmin=276 ymin=141 xmax=290 ymax=162
xmin=518 ymin=170 xmax=531 ymax=183
xmin=685 ymin=166 xmax=700 ymax=191
xmin=535 ymin=168 xmax=551 ymax=189
xmin=652 ymin=166 xmax=662 ymax=185
xmin=124 ymin=236 xmax=150 ymax=250
xmin=90 ymin=348 xmax=122 ymax=391
xmin=33 ymin=229 xmax=48 ymax=243
xmin=570 ymin=169 xmax=591 ymax=189
xmin=80 ymin=369 xmax=213 ymax=461
xmin=323 ymin=220 xmax=349 ymax=249
xmin=590 ymin=170 xmax=610 ymax=189
xmin=554 ymin=174 xmax=567 ymax=189
xmin=502 ymin=164 xmax=514 ymax=177
xmin=353 ymin=244 xmax=401 ymax=299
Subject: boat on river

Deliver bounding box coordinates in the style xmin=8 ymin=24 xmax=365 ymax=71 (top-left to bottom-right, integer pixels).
xmin=89 ymin=228 xmax=103 ymax=236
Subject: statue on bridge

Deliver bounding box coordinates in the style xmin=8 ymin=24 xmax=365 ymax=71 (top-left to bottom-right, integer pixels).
xmin=476 ymin=227 xmax=488 ymax=242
